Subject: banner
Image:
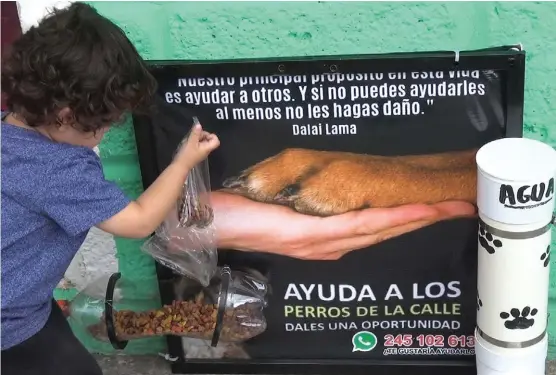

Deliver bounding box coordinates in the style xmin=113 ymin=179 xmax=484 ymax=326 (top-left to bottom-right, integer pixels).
xmin=133 ymin=47 xmax=525 ymax=374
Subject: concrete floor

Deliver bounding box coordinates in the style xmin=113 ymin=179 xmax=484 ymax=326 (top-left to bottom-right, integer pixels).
xmin=95 ymin=355 xmax=172 ymax=375
xmin=95 ymin=355 xmax=556 ymax=375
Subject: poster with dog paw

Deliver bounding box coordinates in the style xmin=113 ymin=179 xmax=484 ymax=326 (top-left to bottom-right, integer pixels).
xmin=132 ymin=50 xmax=526 ymax=366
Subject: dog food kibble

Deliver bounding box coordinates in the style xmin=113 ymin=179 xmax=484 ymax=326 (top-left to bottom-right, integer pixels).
xmin=88 ymin=300 xmax=266 ymax=343
xmin=178 ymin=184 xmax=214 ymax=229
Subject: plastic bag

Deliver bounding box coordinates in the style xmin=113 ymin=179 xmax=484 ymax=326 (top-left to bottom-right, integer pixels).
xmin=142 ymin=117 xmax=217 ymax=286
xmin=75 ymin=268 xmax=268 ymax=350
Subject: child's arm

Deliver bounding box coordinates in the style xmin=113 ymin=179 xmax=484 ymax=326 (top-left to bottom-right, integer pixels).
xmin=97 ymin=124 xmax=219 ymax=238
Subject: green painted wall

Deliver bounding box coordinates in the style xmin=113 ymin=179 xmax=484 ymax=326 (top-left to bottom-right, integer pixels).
xmin=83 ymin=1 xmax=556 ymax=357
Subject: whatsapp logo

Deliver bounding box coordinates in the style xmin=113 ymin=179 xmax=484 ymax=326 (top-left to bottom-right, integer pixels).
xmin=352 ymin=331 xmax=378 ymax=352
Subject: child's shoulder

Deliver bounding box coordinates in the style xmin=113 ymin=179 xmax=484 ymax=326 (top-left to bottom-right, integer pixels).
xmin=2 ymin=122 xmax=102 ymax=192
xmin=2 ymin=122 xmax=99 ymax=163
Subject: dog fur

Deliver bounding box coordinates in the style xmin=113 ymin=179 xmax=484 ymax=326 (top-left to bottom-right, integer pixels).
xmin=223 ymin=148 xmax=478 ymax=216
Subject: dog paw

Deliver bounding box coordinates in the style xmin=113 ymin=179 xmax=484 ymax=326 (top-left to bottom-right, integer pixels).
xmin=223 ymin=149 xmax=369 ymax=216
xmin=223 ymin=148 xmax=477 ymax=216
xmin=540 ymin=245 xmax=551 ymax=268
xmin=500 ymin=306 xmax=537 ymax=330
xmin=274 ymin=159 xmax=374 ymax=216
xmin=223 ymin=149 xmax=322 ymax=202
xmin=478 ymin=224 xmax=503 ymax=254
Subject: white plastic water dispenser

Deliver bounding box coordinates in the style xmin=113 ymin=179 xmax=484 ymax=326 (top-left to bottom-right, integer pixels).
xmin=475 ymin=138 xmax=555 ymax=375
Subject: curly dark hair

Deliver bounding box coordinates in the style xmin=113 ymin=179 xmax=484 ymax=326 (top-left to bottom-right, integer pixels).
xmin=1 ymin=3 xmax=157 ymax=132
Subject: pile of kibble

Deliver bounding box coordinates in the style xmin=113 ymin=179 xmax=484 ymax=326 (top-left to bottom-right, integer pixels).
xmin=88 ymin=299 xmax=266 ymax=343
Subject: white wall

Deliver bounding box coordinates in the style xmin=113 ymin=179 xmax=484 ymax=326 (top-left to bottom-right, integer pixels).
xmin=15 ymin=1 xmax=119 ymax=291
xmin=17 ymin=0 xmax=73 ymax=32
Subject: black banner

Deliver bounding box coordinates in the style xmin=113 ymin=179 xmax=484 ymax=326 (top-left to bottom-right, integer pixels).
xmin=133 ymin=46 xmax=525 ymax=375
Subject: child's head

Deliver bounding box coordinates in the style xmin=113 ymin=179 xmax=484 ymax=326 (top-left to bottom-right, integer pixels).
xmin=1 ymin=3 xmax=157 ymax=148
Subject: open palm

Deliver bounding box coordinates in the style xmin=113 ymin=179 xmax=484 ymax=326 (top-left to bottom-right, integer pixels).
xmin=212 ymin=191 xmax=476 ymax=260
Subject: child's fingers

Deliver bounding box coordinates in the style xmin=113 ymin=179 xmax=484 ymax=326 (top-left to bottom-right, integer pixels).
xmin=202 ymin=135 xmax=220 ymax=150
xmin=199 ymin=131 xmax=212 ymax=141
xmin=188 ymin=124 xmax=202 ymax=142
xmin=201 ymin=132 xmax=218 ymax=143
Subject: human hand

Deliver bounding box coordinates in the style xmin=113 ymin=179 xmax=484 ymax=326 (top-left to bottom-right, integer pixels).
xmin=212 ymin=191 xmax=476 ymax=260
xmin=174 ymin=124 xmax=220 ymax=169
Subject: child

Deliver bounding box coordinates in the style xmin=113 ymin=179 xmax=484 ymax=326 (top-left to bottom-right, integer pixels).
xmin=0 ymin=3 xmax=220 ymax=375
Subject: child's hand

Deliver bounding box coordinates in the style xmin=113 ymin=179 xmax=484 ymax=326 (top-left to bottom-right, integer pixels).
xmin=175 ymin=124 xmax=220 ymax=169
xmin=99 ymin=123 xmax=219 ymax=239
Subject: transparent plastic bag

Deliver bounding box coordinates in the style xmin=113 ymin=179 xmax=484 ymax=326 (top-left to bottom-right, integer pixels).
xmin=74 ymin=268 xmax=268 ymax=350
xmin=142 ymin=117 xmax=217 ymax=286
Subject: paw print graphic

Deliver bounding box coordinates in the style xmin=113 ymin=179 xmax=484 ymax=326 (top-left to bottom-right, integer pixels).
xmin=478 ymin=224 xmax=503 ymax=254
xmin=477 ymin=294 xmax=483 ymax=312
xmin=500 ymin=306 xmax=537 ymax=330
xmin=540 ymin=245 xmax=551 ymax=268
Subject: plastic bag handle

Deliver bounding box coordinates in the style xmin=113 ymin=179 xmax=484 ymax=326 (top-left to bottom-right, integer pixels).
xmin=211 ymin=266 xmax=232 ymax=347
xmin=105 ymin=272 xmax=129 ymax=350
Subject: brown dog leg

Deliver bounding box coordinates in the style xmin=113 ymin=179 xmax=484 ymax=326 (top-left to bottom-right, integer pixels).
xmin=223 ymin=148 xmax=477 ymax=216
